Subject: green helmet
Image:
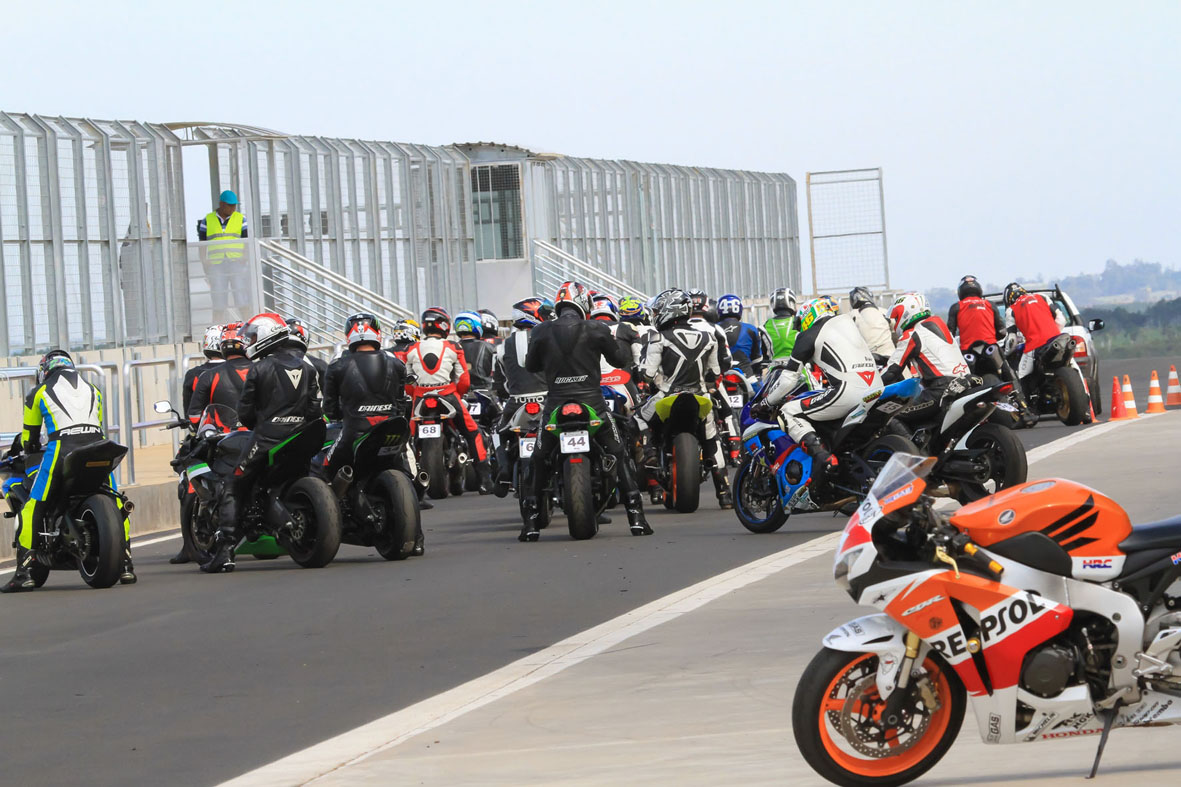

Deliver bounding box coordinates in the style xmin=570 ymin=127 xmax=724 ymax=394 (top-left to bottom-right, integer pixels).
xmin=797 ymin=297 xmax=840 ymax=332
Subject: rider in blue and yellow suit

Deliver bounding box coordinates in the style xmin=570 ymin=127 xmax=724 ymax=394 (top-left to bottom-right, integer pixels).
xmin=2 ymin=351 xmax=135 ymax=592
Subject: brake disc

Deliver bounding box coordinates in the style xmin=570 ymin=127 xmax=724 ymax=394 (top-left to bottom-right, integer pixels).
xmin=838 ymin=674 xmax=932 ymax=758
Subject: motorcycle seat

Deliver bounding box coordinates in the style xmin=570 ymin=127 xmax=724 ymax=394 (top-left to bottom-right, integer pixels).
xmin=1119 ymin=515 xmax=1181 ymax=553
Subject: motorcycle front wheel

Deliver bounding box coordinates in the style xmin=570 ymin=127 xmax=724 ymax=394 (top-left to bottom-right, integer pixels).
xmin=732 ymin=458 xmax=787 ymax=533
xmin=792 ymin=648 xmax=965 ymax=787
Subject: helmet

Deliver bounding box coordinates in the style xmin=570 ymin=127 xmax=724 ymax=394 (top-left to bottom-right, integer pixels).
xmin=37 ymin=350 xmax=73 ymax=385
xmin=1003 ymin=282 xmax=1027 ymax=308
xmin=421 ymin=307 xmax=452 ymax=337
xmin=453 ymin=311 xmax=484 ymax=338
xmin=284 ymin=317 xmax=309 ymax=350
xmin=511 ymin=298 xmax=545 ymax=329
xmin=849 ymin=287 xmax=875 ymax=309
xmin=653 ymin=288 xmax=693 ymax=329
xmin=554 ymin=281 xmax=592 ymax=318
xmin=770 ymin=287 xmax=798 ymax=317
xmin=478 ymin=310 xmax=499 ymax=337
xmin=687 ymin=288 xmax=709 ymax=315
xmin=590 ymin=293 xmax=619 ymax=322
xmin=618 ymin=296 xmax=644 ymax=321
xmin=797 ymin=297 xmax=840 ymax=333
xmin=887 ymin=293 xmax=932 ymax=334
xmin=389 ymin=319 xmax=421 ymax=346
xmin=716 ymin=294 xmax=743 ymax=319
xmin=539 ymin=298 xmax=556 ymax=321
xmin=241 ymin=313 xmax=291 ymax=359
xmin=957 ymin=275 xmax=983 ymax=300
xmin=201 ymin=324 xmax=225 ymax=358
xmin=345 ymin=312 xmax=382 ymax=349
xmin=220 ymin=321 xmax=246 ymax=356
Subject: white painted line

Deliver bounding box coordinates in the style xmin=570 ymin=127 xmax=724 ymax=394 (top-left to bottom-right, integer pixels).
xmin=1025 ymin=413 xmax=1160 ymax=466
xmin=221 ymin=532 xmax=841 ymax=787
xmin=0 ymin=530 xmax=179 ymax=578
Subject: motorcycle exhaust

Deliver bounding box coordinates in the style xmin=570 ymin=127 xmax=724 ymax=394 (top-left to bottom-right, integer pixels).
xmin=457 ymin=452 xmax=469 ymax=465
xmin=331 ymin=466 xmax=354 ymax=499
xmin=416 ymin=471 xmax=430 ymax=487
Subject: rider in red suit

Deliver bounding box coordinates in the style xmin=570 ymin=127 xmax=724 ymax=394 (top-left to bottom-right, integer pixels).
xmin=946 ymin=275 xmax=1005 ymax=351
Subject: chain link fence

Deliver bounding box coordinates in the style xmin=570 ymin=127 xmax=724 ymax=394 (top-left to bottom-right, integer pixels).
xmin=806 ymin=167 xmax=889 ymax=294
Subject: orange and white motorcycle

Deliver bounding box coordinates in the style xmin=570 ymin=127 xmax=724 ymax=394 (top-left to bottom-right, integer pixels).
xmin=793 ymin=454 xmax=1181 ymax=786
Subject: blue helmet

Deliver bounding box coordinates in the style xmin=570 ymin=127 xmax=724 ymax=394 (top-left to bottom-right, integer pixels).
xmin=716 ymin=294 xmax=743 ymax=319
xmin=453 ymin=311 xmax=484 ymax=338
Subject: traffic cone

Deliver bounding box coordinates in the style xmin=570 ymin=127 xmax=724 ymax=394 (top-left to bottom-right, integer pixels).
xmin=1122 ymin=374 xmax=1139 ymax=418
xmin=1146 ymin=370 xmax=1167 ymax=414
xmin=1109 ymin=377 xmax=1131 ymax=421
xmin=1166 ymin=365 xmax=1181 ymax=407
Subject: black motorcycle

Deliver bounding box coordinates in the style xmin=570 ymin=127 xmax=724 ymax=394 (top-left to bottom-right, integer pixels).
xmin=503 ymin=395 xmax=545 ymax=520
xmin=157 ymin=401 xmax=341 ymax=569
xmin=1 ymin=440 xmax=132 ymax=589
xmin=412 ymin=389 xmax=469 ymax=499
xmin=317 ymin=418 xmax=420 ymax=560
xmin=646 ymin=390 xmax=715 ymax=513
xmin=1005 ymin=333 xmax=1090 ymax=426
xmin=962 ymin=339 xmax=1037 ymax=428
xmin=462 ymin=389 xmax=499 ymax=493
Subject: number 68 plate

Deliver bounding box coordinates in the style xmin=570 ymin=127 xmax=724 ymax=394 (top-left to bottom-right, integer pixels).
xmin=559 ymin=430 xmax=590 ymax=454
xmin=418 ymin=423 xmax=442 ymax=438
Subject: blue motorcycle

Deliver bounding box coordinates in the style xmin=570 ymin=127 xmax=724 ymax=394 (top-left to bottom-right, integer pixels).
xmin=733 ymin=375 xmax=920 ymax=533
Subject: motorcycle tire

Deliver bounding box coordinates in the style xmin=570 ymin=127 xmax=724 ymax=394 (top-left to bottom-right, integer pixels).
xmin=1053 ymin=367 xmax=1088 ymax=426
xmin=283 ymin=476 xmax=342 ymax=568
xmin=671 ymin=432 xmax=702 ymax=514
xmin=185 ymin=496 xmax=217 ymax=565
xmin=373 ymin=470 xmax=419 ymax=561
xmin=732 ymin=459 xmax=787 ymax=534
xmin=861 ymin=434 xmax=920 ymax=474
xmin=75 ymin=494 xmax=124 ymax=589
xmin=29 ymin=562 xmax=50 ymax=588
xmin=792 ymin=647 xmax=965 ymax=787
xmin=954 ymin=422 xmax=1028 ymax=504
xmin=421 ymin=439 xmax=448 ymax=499
xmin=563 ymin=457 xmax=598 ymax=540
xmin=464 ymin=461 xmax=480 ymax=492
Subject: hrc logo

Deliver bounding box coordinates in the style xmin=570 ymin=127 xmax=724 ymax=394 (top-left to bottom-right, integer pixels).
xmin=1081 ymin=558 xmax=1113 ymax=570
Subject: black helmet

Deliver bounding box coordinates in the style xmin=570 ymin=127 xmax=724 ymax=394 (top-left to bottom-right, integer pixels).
xmin=1003 ymin=282 xmax=1027 ymax=308
xmin=769 ymin=287 xmax=797 ymax=317
xmin=37 ymin=350 xmax=73 ymax=385
xmin=957 ymin=275 xmax=983 ymax=300
xmin=849 ymin=287 xmax=874 ymax=309
xmin=687 ymin=288 xmax=709 ymax=316
xmin=421 ymin=307 xmax=452 ymax=337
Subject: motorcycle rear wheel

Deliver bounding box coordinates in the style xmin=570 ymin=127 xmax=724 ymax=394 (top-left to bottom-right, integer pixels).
xmin=671 ymin=432 xmax=702 ymax=514
xmin=283 ymin=477 xmax=342 ymax=568
xmin=1053 ymin=367 xmax=1088 ymax=426
xmin=373 ymin=470 xmax=419 ymax=561
xmin=421 ymin=439 xmax=448 ymax=499
xmin=563 ymin=458 xmax=597 ymax=540
xmin=955 ymin=422 xmax=1028 ymax=504
xmin=793 ymin=648 xmax=965 ymax=787
xmin=75 ymin=494 xmax=124 ymax=589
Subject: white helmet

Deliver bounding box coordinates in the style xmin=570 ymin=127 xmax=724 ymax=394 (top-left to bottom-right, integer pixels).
xmin=770 ymin=288 xmax=797 ymax=317
xmin=887 ymin=293 xmax=931 ymax=335
xmin=240 ymin=312 xmax=291 ymax=359
xmin=201 ymin=324 xmax=225 ymax=358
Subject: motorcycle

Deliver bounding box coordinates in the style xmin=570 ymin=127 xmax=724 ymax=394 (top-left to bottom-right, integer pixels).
xmin=462 ymin=389 xmax=500 ymax=493
xmin=732 ymin=376 xmax=920 ymax=534
xmin=411 ymin=388 xmax=469 ymax=499
xmin=316 ymin=418 xmax=420 ymax=560
xmin=1006 ymin=333 xmax=1091 ymax=426
xmin=719 ymin=369 xmax=756 ymax=465
xmin=156 ymin=401 xmax=341 ymax=569
xmin=892 ymin=377 xmax=1028 ymax=503
xmin=0 ymin=440 xmax=131 ymax=589
xmin=794 ymin=452 xmax=1181 ymax=786
xmin=504 ymin=395 xmax=546 ymax=521
xmin=963 ymin=340 xmax=1037 ymax=428
xmin=646 ymin=390 xmax=715 ymax=513
xmin=536 ymin=400 xmax=617 ymax=540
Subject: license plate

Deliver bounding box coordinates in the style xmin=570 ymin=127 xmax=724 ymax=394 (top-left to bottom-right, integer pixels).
xmin=519 ymin=437 xmax=537 ymax=457
xmin=377 ymin=445 xmax=400 ymax=456
xmin=995 ymin=402 xmax=1017 ymax=412
xmin=468 ymin=401 xmax=482 ymax=416
xmin=727 ymin=394 xmax=743 ymax=408
xmin=559 ymin=430 xmax=590 ymax=454
xmin=418 ymin=423 xmax=441 ymax=439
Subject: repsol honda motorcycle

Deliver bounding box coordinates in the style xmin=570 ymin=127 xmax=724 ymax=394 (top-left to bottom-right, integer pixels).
xmin=1 ymin=440 xmax=132 ymax=589
xmin=794 ymin=453 xmax=1181 ymax=786
xmin=732 ymin=375 xmax=919 ymax=534
xmin=892 ymin=377 xmax=1028 ymax=503
xmin=157 ymin=401 xmax=341 ymax=569
xmin=537 ymin=400 xmax=618 ymax=540
xmin=316 ymin=418 xmax=420 ymax=560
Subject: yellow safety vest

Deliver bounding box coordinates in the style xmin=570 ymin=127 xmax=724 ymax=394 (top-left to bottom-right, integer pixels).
xmin=206 ymin=211 xmax=245 ymax=264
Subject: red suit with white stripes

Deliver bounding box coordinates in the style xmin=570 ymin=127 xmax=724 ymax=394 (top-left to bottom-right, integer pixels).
xmin=404 ymin=336 xmax=487 ymax=461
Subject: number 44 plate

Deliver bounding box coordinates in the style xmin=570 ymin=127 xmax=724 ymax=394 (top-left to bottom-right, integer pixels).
xmin=559 ymin=430 xmax=590 ymax=454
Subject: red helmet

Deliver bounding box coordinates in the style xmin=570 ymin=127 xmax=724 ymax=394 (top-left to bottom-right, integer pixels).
xmin=241 ymin=313 xmax=290 ymax=359
xmin=421 ymin=307 xmax=451 ymax=337
xmin=554 ymin=281 xmax=592 ymax=318
xmin=220 ymin=321 xmax=246 ymax=356
xmin=284 ymin=317 xmax=310 ymax=350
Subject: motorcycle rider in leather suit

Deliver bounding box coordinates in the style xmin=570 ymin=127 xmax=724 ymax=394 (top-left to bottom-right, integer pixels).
xmin=761 ymin=287 xmax=800 ymax=367
xmin=285 ymin=317 xmax=328 ymax=391
xmin=201 ymin=313 xmax=324 ymax=574
xmin=637 ymin=289 xmax=734 ymax=509
xmin=882 ymin=293 xmax=972 ymax=416
xmin=848 ymin=286 xmax=896 ymax=365
xmin=520 ymin=281 xmax=652 ymax=541
xmin=491 ymin=298 xmax=549 ymax=497
xmin=716 ymin=294 xmax=767 ymax=377
xmin=183 ymin=324 xmax=225 ymax=414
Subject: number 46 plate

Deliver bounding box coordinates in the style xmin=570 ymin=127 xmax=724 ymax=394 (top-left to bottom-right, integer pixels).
xmin=559 ymin=430 xmax=590 ymax=454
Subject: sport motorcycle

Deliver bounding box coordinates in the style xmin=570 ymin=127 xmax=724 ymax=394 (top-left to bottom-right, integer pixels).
xmin=794 ymin=453 xmax=1181 ymax=785
xmin=411 ymin=387 xmax=469 ymax=499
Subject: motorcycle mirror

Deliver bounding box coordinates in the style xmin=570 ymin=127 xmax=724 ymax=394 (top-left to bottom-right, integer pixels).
xmin=1088 ymin=318 xmax=1105 ymax=332
xmin=153 ymin=400 xmax=172 ymax=414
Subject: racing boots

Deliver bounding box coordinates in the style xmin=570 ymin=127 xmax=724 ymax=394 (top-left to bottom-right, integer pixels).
xmin=1 ymin=548 xmax=37 ymax=593
xmin=120 ymin=552 xmax=137 ymax=585
xmin=625 ymin=494 xmax=653 ymax=536
xmin=801 ymin=432 xmax=838 ymax=488
xmin=712 ymin=468 xmax=734 ymax=510
xmin=200 ymin=532 xmax=236 ymax=574
xmin=518 ymin=497 xmax=549 ymax=542
xmin=477 ymin=462 xmax=495 ymax=496
xmin=169 ymin=548 xmax=190 ymax=565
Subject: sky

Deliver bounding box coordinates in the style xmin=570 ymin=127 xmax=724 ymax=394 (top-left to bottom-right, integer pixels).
xmin=5 ymin=0 xmax=1179 ymax=293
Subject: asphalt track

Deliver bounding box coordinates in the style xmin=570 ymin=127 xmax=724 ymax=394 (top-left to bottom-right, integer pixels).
xmin=0 ymin=355 xmax=1175 ymax=786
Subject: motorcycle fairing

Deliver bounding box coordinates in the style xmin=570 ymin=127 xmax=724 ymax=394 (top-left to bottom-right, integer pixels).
xmin=820 ymin=613 xmax=921 ymax=700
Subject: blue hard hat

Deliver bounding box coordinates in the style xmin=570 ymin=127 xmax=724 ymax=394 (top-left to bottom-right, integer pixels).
xmin=219 ymin=190 xmax=239 ymax=206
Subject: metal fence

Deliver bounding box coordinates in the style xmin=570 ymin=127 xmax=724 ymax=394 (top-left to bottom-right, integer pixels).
xmin=806 ymin=167 xmax=890 ymax=294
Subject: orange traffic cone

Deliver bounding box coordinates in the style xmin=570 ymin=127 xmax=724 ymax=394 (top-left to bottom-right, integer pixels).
xmin=1109 ymin=377 xmax=1131 ymax=421
xmin=1122 ymin=374 xmax=1139 ymax=418
xmin=1166 ymin=365 xmax=1181 ymax=407
xmin=1146 ymin=370 xmax=1167 ymax=414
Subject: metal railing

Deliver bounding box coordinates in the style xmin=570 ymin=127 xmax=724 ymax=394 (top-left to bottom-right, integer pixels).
xmin=121 ymin=357 xmax=180 ymax=485
xmin=531 ymin=239 xmax=649 ymax=302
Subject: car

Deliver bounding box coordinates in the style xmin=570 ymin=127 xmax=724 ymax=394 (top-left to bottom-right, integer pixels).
xmin=985 ymin=285 xmax=1106 ymax=413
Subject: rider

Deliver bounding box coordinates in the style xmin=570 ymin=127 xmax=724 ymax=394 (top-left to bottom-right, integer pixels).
xmin=404 ymin=307 xmax=495 ymax=495
xmin=618 ymin=296 xmax=656 ymax=368
xmin=716 ymin=293 xmax=766 ymax=377
xmin=3 ymin=352 xmax=135 ymax=591
xmin=758 ymin=297 xmax=883 ymax=482
xmin=491 ymin=298 xmax=549 ymax=497
xmin=454 ymin=311 xmax=496 ymax=393
xmin=520 ymin=281 xmax=652 ymax=541
xmin=687 ymin=289 xmax=732 ymax=373
xmin=478 ymin=310 xmax=501 ymax=347
xmin=848 ymin=287 xmax=896 ymax=365
xmin=946 ymin=275 xmax=1006 ymax=352
xmin=1002 ymin=282 xmax=1070 ymax=396
xmin=637 ymin=289 xmax=734 ymax=509
xmin=285 ymin=317 xmax=328 ymax=390
xmin=761 ymin=287 xmax=800 ymax=366
xmin=186 ymin=322 xmax=251 ymax=425
xmin=387 ymin=319 xmax=421 ymax=362
xmin=321 ymin=313 xmax=423 ymax=555
xmin=882 ymin=293 xmax=971 ymax=416
xmin=184 ymin=325 xmax=224 ymax=414
xmin=201 ymin=313 xmax=324 ymax=573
